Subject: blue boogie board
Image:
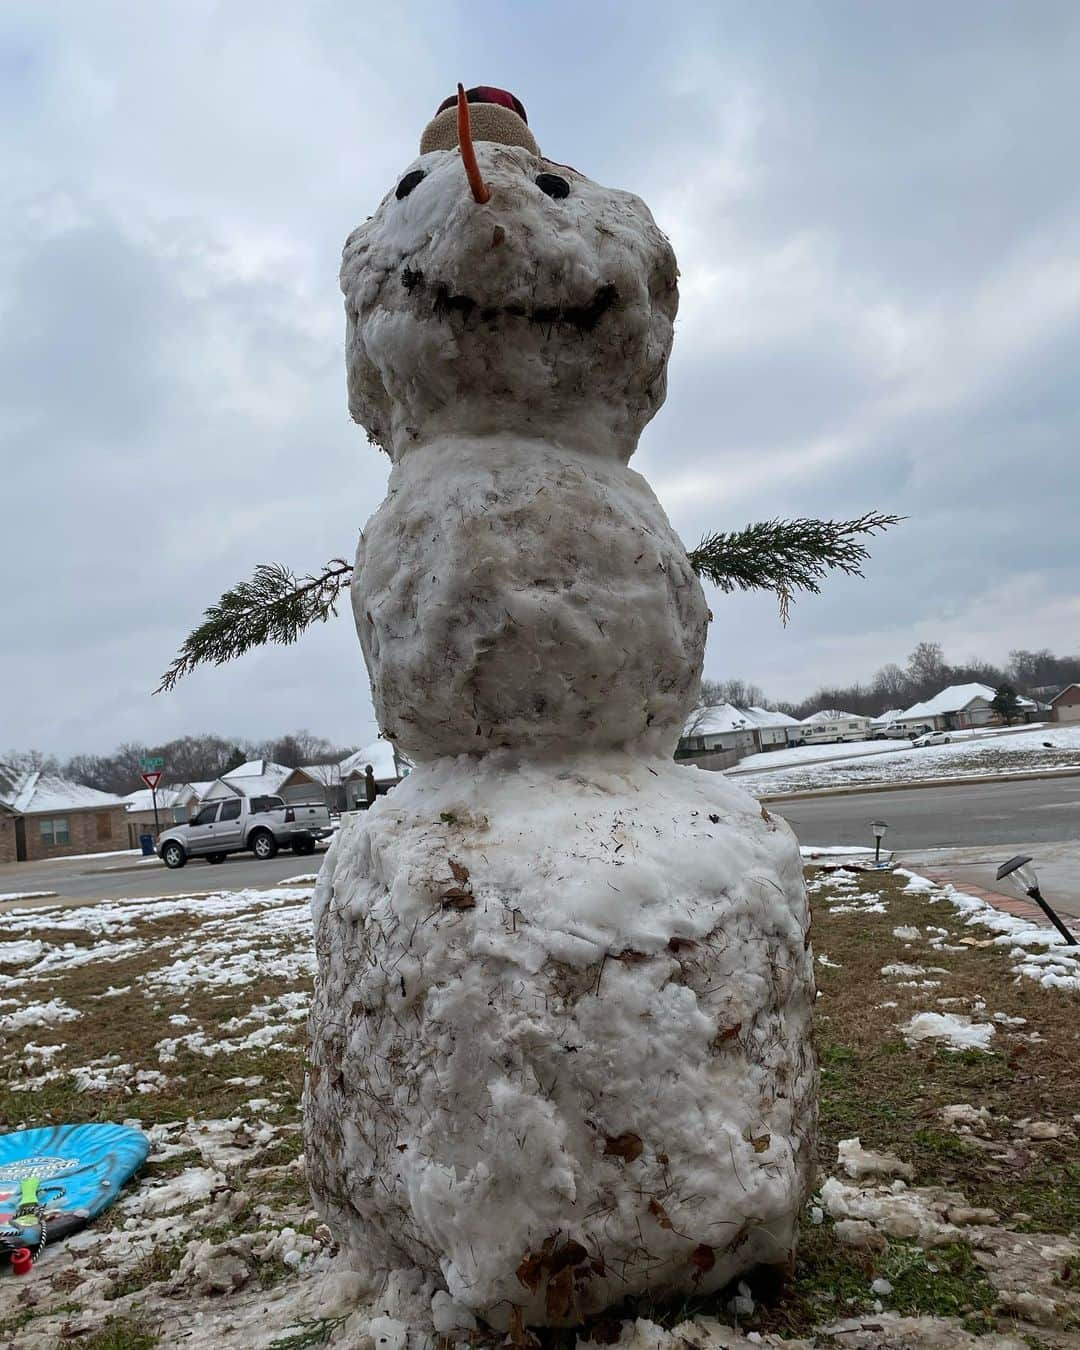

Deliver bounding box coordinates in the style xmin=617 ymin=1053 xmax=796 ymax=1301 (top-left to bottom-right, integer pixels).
xmin=0 ymin=1124 xmax=149 ymax=1258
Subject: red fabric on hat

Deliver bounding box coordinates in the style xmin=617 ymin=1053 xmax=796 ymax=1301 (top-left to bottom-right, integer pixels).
xmin=435 ymin=86 xmax=528 ymax=124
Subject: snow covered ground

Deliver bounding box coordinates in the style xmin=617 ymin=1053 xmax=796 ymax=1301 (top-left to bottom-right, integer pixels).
xmin=732 ymin=724 xmax=1080 ymax=796
xmin=0 ymin=865 xmax=1077 ymax=1344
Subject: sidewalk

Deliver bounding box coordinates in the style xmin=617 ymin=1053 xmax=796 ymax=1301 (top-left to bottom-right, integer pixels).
xmin=896 ymin=839 xmax=1080 ymax=930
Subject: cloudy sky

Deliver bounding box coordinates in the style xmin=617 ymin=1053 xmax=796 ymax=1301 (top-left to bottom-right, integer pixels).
xmin=4 ymin=0 xmax=1080 ymax=756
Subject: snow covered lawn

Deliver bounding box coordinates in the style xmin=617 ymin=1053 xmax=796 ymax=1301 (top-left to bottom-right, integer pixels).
xmin=733 ymin=724 xmax=1080 ymax=797
xmin=1 ymin=870 xmax=1077 ymax=1346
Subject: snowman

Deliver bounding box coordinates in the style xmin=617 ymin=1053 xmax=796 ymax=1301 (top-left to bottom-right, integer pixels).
xmin=305 ymin=86 xmax=816 ymax=1328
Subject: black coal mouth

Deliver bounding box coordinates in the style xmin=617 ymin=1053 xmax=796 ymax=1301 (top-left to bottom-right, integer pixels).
xmin=400 ymin=267 xmax=619 ymax=334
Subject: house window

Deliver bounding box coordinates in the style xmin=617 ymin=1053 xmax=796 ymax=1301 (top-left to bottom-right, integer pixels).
xmin=96 ymin=812 xmax=112 ymax=841
xmin=40 ymin=817 xmax=71 ymax=847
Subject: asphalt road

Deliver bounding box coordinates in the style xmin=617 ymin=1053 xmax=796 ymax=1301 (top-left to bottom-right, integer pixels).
xmin=774 ymin=775 xmax=1080 ymax=850
xmin=0 ymin=847 xmax=328 ymax=906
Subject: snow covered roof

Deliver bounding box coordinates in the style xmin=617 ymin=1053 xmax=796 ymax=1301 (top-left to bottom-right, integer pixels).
xmin=802 ymin=709 xmax=866 ymax=723
xmin=744 ymin=706 xmax=800 ymax=728
xmin=0 ymin=762 xmax=38 ymax=814
xmin=683 ymin=704 xmax=753 ymax=737
xmin=871 ymin=709 xmax=905 ymax=725
xmin=219 ymin=759 xmax=293 ymax=797
xmin=898 ymin=683 xmax=1034 ymax=720
xmin=339 ymin=739 xmax=401 ymax=783
xmin=1050 ymin=684 xmax=1080 ymax=705
xmin=0 ymin=764 xmax=124 ymax=816
xmin=123 ymin=787 xmax=186 ymax=813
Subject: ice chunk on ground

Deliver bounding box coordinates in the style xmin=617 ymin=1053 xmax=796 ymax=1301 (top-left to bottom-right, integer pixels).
xmin=901 ymin=1012 xmax=995 ymax=1051
xmin=837 ymin=1137 xmax=914 ymax=1181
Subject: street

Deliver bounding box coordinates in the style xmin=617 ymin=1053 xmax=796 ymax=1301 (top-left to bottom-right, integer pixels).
xmin=0 ymin=847 xmax=328 ymax=907
xmin=774 ymin=775 xmax=1080 ymax=922
xmin=773 ymin=775 xmax=1080 ymax=850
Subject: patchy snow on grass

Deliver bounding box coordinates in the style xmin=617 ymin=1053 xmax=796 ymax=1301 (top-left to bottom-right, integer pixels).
xmin=894 ymin=867 xmax=1080 ymax=992
xmin=0 ymin=997 xmax=84 ymax=1032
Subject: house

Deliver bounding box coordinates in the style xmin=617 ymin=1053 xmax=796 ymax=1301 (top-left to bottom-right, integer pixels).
xmin=0 ymin=761 xmax=127 ymax=864
xmin=676 ymin=704 xmax=757 ymax=770
xmin=798 ymin=710 xmax=873 ymax=744
xmin=122 ymin=784 xmax=204 ymax=847
xmin=893 ymin=683 xmax=1037 ymax=733
xmin=741 ymin=706 xmax=802 ymax=752
xmin=871 ymin=709 xmax=905 ymax=732
xmin=338 ymin=740 xmax=408 ymax=810
xmin=202 ymin=760 xmax=293 ymax=803
xmin=279 ymin=763 xmax=347 ymax=812
xmin=1049 ymin=684 xmax=1080 ymax=723
xmin=277 ymin=741 xmax=410 ymax=814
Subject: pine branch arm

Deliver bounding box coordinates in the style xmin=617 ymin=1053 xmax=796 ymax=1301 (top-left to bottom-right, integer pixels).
xmin=156 ymin=558 xmax=354 ymax=693
xmin=686 ymin=512 xmax=902 ymax=620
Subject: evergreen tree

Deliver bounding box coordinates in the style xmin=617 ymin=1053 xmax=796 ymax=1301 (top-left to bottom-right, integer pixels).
xmin=991 ymin=683 xmax=1022 ymax=726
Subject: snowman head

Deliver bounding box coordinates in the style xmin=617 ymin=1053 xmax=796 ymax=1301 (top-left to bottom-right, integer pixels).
xmin=341 ymin=87 xmax=678 ymax=463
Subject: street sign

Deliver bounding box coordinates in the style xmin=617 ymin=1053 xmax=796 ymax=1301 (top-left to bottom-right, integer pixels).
xmin=140 ymin=755 xmax=164 ymax=771
xmin=141 ymin=771 xmax=163 ymax=791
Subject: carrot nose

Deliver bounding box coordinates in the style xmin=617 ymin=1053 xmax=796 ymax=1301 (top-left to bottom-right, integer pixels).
xmin=457 ymin=83 xmax=491 ymax=204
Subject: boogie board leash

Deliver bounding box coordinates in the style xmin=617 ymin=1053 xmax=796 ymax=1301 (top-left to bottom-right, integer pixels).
xmin=7 ymin=1177 xmax=65 ymax=1269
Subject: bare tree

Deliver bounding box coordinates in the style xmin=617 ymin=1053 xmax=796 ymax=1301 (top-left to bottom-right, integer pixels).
xmin=3 ymin=748 xmax=60 ymax=775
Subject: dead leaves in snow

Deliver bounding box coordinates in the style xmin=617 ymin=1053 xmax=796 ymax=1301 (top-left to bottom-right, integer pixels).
xmin=711 ymin=1021 xmax=742 ymax=1051
xmin=647 ymin=1197 xmax=674 ymax=1229
xmin=602 ymin=1131 xmax=643 ymax=1162
xmin=515 ymin=1235 xmax=593 ymax=1324
xmin=689 ymin=1243 xmax=716 ymax=1281
xmin=437 ymin=857 xmax=476 ymax=910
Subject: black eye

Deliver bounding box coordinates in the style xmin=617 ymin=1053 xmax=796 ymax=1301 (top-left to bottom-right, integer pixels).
xmin=396 ymin=169 xmax=425 ymax=200
xmin=536 ymin=173 xmax=570 ymax=199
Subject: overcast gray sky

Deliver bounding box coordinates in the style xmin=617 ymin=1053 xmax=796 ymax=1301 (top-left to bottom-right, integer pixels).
xmin=4 ymin=0 xmax=1079 ymax=756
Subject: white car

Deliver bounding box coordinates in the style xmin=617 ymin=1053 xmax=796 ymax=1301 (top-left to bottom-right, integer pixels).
xmin=911 ymin=730 xmax=952 ymax=747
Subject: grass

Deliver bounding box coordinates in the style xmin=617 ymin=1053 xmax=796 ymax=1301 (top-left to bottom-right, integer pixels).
xmin=80 ymin=1315 xmax=160 ymax=1348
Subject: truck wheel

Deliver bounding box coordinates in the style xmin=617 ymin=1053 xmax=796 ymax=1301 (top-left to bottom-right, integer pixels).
xmin=250 ymin=830 xmax=278 ymax=860
xmin=206 ymin=853 xmax=227 ymax=864
xmin=291 ymin=837 xmax=316 ymax=856
xmin=162 ymin=841 xmax=187 ymax=869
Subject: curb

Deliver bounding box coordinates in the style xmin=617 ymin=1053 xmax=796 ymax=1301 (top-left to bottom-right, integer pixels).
xmin=759 ymin=765 xmax=1080 ymax=803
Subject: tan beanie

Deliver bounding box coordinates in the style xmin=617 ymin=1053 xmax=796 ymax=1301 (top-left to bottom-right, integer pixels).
xmin=420 ymin=94 xmax=540 ymax=157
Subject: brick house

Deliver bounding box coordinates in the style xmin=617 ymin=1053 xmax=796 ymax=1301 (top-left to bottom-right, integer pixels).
xmin=0 ymin=762 xmax=127 ymax=864
xmin=1050 ymin=684 xmax=1080 ymax=723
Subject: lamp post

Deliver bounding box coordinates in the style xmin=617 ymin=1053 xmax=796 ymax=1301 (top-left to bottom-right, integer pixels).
xmin=995 ymin=855 xmax=1077 ymax=947
xmin=870 ymin=820 xmax=888 ymax=866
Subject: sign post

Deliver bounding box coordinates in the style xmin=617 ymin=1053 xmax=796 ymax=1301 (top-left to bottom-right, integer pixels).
xmin=140 ymin=758 xmax=165 ymax=837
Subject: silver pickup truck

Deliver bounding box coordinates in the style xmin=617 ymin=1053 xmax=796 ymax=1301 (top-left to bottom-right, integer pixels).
xmin=157 ymin=794 xmax=332 ymax=869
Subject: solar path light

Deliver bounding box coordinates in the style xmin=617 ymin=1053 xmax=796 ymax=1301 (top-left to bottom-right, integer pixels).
xmin=870 ymin=820 xmax=888 ymax=866
xmin=995 ymin=855 xmax=1077 ymax=947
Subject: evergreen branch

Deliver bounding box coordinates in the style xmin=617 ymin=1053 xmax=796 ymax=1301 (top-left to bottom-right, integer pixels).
xmin=156 ymin=559 xmax=355 ymax=693
xmin=687 ymin=512 xmax=902 ymax=622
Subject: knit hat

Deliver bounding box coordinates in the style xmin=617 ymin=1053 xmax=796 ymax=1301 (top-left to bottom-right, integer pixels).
xmin=420 ymin=85 xmax=540 ymax=156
